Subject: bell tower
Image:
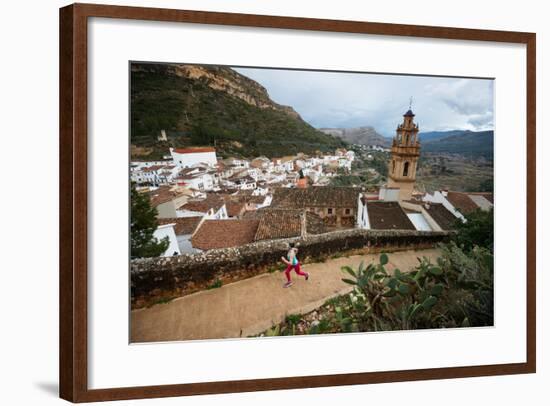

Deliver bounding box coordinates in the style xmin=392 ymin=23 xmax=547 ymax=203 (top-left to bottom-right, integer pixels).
xmin=387 ymin=103 xmax=420 ymax=201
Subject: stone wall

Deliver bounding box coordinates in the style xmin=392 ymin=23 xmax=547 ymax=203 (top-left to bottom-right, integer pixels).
xmin=131 ymin=229 xmax=451 ymax=308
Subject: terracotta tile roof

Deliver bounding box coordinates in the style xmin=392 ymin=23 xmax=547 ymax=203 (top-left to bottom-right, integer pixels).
xmin=250 ymin=157 xmax=271 ymax=167
xmin=172 ymin=147 xmax=216 ymax=154
xmin=148 ymin=186 xmax=189 ymax=207
xmin=225 ymin=201 xmax=246 ymax=217
xmin=424 ymin=203 xmax=457 ymax=231
xmin=175 ymin=168 xmax=204 ymax=181
xmin=218 ymin=187 xmax=240 ymax=194
xmin=233 ymin=189 xmax=254 ymax=197
xmin=142 ymin=165 xmax=164 ymax=172
xmin=176 ymin=174 xmax=199 ymax=181
xmin=367 ymin=201 xmax=415 ymax=230
xmin=271 ymin=187 xmax=361 ymax=209
xmin=179 ymin=167 xmax=200 ymax=176
xmin=158 ymin=217 xmax=202 ymax=235
xmin=178 ymin=194 xmax=225 ymax=213
xmin=253 ymin=209 xmax=327 ymax=241
xmin=361 ymin=195 xmax=379 ymax=204
xmin=247 ymin=195 xmax=268 ymax=205
xmin=446 ymin=191 xmax=479 ymax=214
xmin=191 ymin=219 xmax=260 ymax=250
xmin=467 ymin=194 xmax=493 ymax=211
xmin=228 ymin=169 xmax=248 ymax=181
xmin=238 ymin=176 xmax=256 ymax=183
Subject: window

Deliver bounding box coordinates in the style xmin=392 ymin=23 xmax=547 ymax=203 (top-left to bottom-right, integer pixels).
xmin=403 ymin=161 xmax=409 ymax=177
xmin=392 ymin=160 xmax=396 ymax=174
xmin=328 ymin=208 xmax=334 ymax=215
xmin=345 ymin=208 xmax=351 ymax=215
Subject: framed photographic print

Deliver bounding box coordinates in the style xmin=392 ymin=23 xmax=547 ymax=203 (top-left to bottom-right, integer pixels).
xmin=59 ymin=3 xmax=536 ymax=402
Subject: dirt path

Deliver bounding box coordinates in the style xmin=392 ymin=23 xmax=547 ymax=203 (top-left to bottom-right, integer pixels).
xmin=130 ymin=248 xmax=441 ymax=343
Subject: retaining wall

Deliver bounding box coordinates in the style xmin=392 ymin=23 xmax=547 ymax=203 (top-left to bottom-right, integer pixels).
xmin=131 ymin=229 xmax=451 ymax=308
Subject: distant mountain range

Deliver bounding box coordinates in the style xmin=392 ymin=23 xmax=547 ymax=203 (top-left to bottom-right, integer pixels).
xmin=420 ymin=130 xmax=494 ymax=158
xmin=319 ymin=126 xmax=390 ymax=147
xmin=418 ymin=130 xmax=472 ymax=142
xmin=318 ymin=126 xmax=493 ymax=158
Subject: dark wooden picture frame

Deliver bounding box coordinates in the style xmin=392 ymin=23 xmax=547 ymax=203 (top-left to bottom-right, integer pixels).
xmin=59 ymin=3 xmax=536 ymax=402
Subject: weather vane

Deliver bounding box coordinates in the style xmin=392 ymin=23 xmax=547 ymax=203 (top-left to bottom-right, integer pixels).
xmin=409 ymin=96 xmax=413 ymax=110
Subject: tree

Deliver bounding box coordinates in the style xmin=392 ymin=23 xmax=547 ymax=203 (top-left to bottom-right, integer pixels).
xmin=453 ymin=208 xmax=494 ymax=253
xmin=476 ymin=178 xmax=494 ymax=193
xmin=130 ymin=184 xmax=169 ymax=258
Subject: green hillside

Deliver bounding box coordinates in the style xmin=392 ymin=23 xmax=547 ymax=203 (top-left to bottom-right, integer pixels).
xmin=422 ymin=130 xmax=494 ymax=159
xmin=130 ymin=63 xmax=345 ymax=160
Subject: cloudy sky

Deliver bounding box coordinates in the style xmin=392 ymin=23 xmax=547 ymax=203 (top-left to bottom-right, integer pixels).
xmin=234 ymin=67 xmax=494 ymax=137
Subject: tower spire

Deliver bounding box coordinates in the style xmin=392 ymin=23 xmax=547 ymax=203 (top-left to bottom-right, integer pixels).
xmin=387 ymin=108 xmax=420 ymax=201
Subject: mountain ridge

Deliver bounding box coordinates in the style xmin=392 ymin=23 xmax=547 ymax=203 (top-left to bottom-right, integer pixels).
xmin=131 ymin=63 xmax=345 ymax=160
xmin=421 ymin=130 xmax=494 ymax=158
xmin=419 ymin=129 xmax=486 ymax=142
xmin=320 ymin=125 xmax=494 ymax=158
xmin=319 ymin=126 xmax=390 ymax=147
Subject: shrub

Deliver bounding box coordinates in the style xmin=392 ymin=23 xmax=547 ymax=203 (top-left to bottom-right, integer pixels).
xmin=453 ymin=208 xmax=494 ymax=253
xmin=206 ymin=279 xmax=223 ymax=290
xmin=258 ymin=246 xmax=493 ymax=336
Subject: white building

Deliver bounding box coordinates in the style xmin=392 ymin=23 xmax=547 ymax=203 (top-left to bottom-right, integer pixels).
xmin=252 ymin=185 xmax=269 ymax=196
xmin=247 ymin=167 xmax=262 ymax=181
xmin=271 ymin=157 xmax=294 ymax=172
xmin=170 ymin=147 xmax=217 ymax=168
xmin=177 ymin=232 xmax=201 ymax=255
xmin=224 ymin=157 xmax=250 ymax=169
xmin=235 ymin=176 xmax=257 ymax=190
xmin=130 ymin=160 xmax=178 ymax=185
xmin=176 ymin=196 xmax=228 ymax=220
xmin=184 ymin=173 xmax=216 ymax=191
xmin=367 ymin=145 xmax=389 ymax=152
xmin=356 ymin=195 xmax=370 ymax=229
xmin=158 ymin=129 xmax=168 ymax=142
xmin=153 ymin=223 xmax=181 ymax=257
xmin=149 ymin=186 xmax=191 ymax=218
xmin=303 ymin=165 xmax=324 ymax=183
xmin=131 ymin=160 xmax=173 ymax=170
xmin=406 ymin=213 xmax=433 ymax=231
xmin=266 ymin=172 xmax=287 ymax=184
xmin=155 ymin=165 xmax=180 ymax=184
xmin=423 ymin=190 xmax=466 ymax=222
xmin=250 ymin=156 xmax=272 ymax=170
xmin=216 ymin=161 xmax=234 ymax=180
xmin=338 ymin=157 xmax=352 ymax=170
xmin=174 ymin=167 xmax=217 ymax=191
xmin=378 ymin=186 xmax=400 ymax=202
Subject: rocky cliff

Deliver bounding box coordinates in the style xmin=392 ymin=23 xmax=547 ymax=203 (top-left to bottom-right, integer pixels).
xmin=131 ymin=63 xmax=344 ymax=159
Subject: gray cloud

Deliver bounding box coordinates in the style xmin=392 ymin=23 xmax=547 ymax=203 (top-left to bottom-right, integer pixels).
xmin=467 ymin=113 xmax=493 ymax=129
xmin=234 ymin=67 xmax=494 ymax=136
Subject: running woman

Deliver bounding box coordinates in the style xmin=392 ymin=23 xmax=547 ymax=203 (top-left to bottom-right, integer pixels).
xmin=281 ymin=243 xmax=309 ymax=288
